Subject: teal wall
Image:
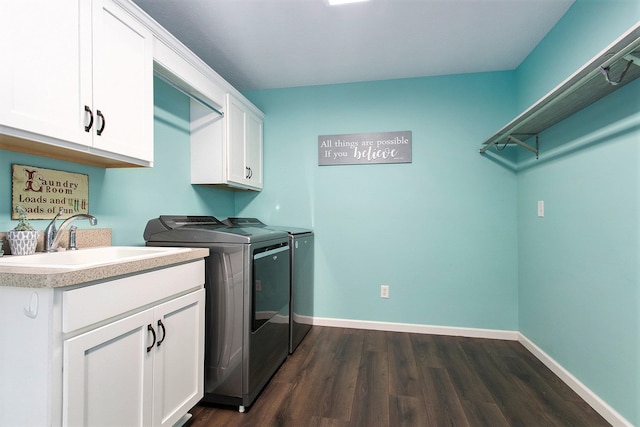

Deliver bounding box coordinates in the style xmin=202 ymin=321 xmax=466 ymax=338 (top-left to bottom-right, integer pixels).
xmin=238 ymin=72 xmax=519 ymax=330
xmin=517 ymin=80 xmax=640 ymax=425
xmin=514 ymin=1 xmax=640 ymax=423
xmin=0 ymin=78 xmax=235 ymax=241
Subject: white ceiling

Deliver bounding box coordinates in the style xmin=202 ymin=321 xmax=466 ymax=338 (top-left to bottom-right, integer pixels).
xmin=132 ymin=0 xmax=575 ymax=91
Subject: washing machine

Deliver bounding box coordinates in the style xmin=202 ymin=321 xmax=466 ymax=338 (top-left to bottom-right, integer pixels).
xmin=144 ymin=215 xmax=290 ymax=412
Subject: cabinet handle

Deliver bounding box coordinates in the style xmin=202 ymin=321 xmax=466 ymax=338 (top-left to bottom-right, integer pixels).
xmin=96 ymin=110 xmax=106 ymax=135
xmin=246 ymin=167 xmax=252 ymax=179
xmin=146 ymin=324 xmax=156 ymax=352
xmin=84 ymin=106 xmax=93 ymax=132
xmin=156 ymin=319 xmax=166 ymax=347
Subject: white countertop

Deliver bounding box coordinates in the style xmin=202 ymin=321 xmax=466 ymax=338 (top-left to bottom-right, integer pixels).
xmin=0 ymin=247 xmax=209 ymax=288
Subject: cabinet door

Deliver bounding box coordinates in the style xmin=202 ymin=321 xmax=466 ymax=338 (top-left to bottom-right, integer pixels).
xmin=245 ymin=110 xmax=263 ymax=189
xmin=226 ymin=94 xmax=263 ymax=190
xmin=0 ymin=0 xmax=91 ymax=147
xmin=226 ymin=94 xmax=248 ymax=186
xmin=63 ymin=308 xmax=155 ymax=427
xmin=153 ymin=289 xmax=205 ymax=427
xmin=90 ymin=0 xmax=154 ymax=162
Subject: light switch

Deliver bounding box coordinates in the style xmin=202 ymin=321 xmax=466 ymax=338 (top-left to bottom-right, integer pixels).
xmin=537 ymin=200 xmax=544 ymax=217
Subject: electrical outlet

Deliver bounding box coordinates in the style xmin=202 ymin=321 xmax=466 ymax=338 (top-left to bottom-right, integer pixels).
xmin=380 ymin=285 xmax=389 ymax=298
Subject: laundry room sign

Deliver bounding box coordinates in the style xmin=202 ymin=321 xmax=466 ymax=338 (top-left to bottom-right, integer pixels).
xmin=11 ymin=164 xmax=89 ymax=220
xmin=318 ymin=131 xmax=412 ymax=166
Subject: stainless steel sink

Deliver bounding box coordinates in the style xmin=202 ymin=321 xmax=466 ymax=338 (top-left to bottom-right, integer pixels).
xmin=0 ymin=246 xmax=190 ymax=269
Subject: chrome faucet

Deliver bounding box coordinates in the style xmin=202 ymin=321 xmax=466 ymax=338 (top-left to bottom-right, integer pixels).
xmin=44 ymin=209 xmax=65 ymax=252
xmin=44 ymin=212 xmax=98 ymax=252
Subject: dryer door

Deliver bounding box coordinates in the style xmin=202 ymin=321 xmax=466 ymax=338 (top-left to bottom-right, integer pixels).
xmin=252 ymin=243 xmax=290 ymax=332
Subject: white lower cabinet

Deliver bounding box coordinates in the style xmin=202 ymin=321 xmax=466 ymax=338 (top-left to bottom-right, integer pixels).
xmin=64 ymin=308 xmax=155 ymax=427
xmin=0 ymin=260 xmax=205 ymax=427
xmin=64 ymin=289 xmax=204 ymax=427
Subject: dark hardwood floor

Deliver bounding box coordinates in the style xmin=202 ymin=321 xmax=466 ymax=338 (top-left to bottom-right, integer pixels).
xmin=186 ymin=326 xmax=610 ymax=427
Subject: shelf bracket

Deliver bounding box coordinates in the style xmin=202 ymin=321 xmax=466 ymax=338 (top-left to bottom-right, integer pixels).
xmin=505 ymin=135 xmax=539 ymax=159
xmin=599 ymin=55 xmax=639 ymax=86
xmin=480 ymin=134 xmax=539 ymax=159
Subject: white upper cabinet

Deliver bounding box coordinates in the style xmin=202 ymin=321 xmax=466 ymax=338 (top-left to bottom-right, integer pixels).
xmin=226 ymin=94 xmax=263 ymax=190
xmin=1 ymin=0 xmax=266 ymax=178
xmin=0 ymin=0 xmax=153 ymax=167
xmin=191 ymin=94 xmax=264 ymax=191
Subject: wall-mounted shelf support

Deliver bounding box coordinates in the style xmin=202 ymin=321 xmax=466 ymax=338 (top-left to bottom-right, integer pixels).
xmin=480 ymin=134 xmax=538 ymax=158
xmin=600 ymin=54 xmax=640 ymax=86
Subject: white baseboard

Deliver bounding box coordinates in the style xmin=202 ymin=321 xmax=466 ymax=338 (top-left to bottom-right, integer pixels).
xmin=310 ymin=317 xmax=632 ymax=427
xmin=518 ymin=333 xmax=632 ymax=427
xmin=311 ymin=317 xmax=519 ymax=340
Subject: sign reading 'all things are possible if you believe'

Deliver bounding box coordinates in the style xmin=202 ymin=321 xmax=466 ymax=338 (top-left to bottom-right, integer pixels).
xmin=318 ymin=131 xmax=412 ymax=166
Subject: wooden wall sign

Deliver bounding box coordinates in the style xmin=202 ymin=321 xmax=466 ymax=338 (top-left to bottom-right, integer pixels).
xmin=11 ymin=164 xmax=89 ymax=220
xmin=318 ymin=131 xmax=412 ymax=166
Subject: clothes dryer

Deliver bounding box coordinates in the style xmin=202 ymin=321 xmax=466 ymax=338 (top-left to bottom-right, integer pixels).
xmin=224 ymin=217 xmax=314 ymax=353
